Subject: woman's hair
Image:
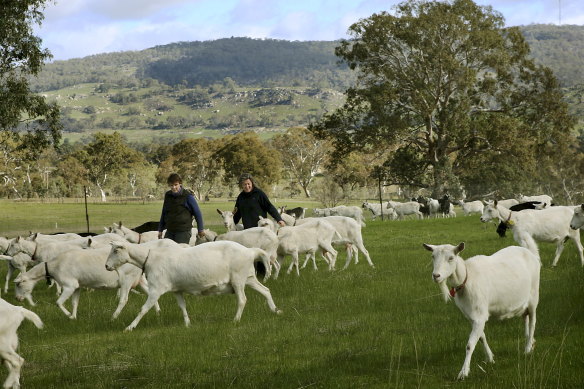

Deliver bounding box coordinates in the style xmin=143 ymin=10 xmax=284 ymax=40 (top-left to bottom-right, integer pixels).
xmin=238 ymin=173 xmax=255 ymax=187
xmin=167 ymin=173 xmax=182 ymax=185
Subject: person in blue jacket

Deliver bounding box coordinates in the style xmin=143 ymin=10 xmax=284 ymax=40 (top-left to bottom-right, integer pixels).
xmin=233 ymin=173 xmax=285 ymax=229
xmin=158 ymin=173 xmax=205 ymax=244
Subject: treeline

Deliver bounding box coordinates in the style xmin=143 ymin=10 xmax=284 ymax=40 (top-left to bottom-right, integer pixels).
xmin=31 ymin=38 xmax=355 ymax=93
xmin=2 ymin=128 xmax=584 ymax=205
xmin=0 ymin=129 xmax=377 ymax=205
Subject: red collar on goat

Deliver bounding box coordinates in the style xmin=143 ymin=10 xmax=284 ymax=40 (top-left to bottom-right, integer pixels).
xmin=450 ymin=270 xmax=468 ymax=297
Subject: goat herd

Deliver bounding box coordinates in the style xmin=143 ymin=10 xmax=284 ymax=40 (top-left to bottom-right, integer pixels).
xmin=1 ymin=196 xmax=584 ymax=386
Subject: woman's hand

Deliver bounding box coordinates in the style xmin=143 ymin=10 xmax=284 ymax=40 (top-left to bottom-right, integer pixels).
xmin=277 ymin=220 xmax=286 ymax=227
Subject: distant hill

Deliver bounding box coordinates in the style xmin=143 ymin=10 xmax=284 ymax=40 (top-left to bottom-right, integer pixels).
xmin=32 ymin=26 xmax=584 ymax=93
xmin=31 ymin=38 xmax=355 ymax=93
xmin=30 ymin=26 xmax=584 ymax=143
xmin=520 ymin=24 xmax=584 ymax=87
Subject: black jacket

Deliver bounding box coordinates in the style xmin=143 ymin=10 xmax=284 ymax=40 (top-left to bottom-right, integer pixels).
xmin=233 ymin=187 xmax=282 ymax=229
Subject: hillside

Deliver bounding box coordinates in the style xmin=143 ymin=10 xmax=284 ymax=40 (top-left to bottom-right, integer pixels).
xmin=30 ymin=26 xmax=584 ymax=144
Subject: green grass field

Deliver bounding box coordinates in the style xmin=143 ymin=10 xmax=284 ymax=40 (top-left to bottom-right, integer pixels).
xmin=1 ymin=200 xmax=583 ymax=388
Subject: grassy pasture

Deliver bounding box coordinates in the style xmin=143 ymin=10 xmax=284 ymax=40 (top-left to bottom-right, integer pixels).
xmin=0 ymin=201 xmax=583 ymax=388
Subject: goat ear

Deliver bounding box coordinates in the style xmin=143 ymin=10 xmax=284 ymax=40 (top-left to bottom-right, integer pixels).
xmin=581 ymin=204 xmax=584 ymax=211
xmin=422 ymin=243 xmax=434 ymax=252
xmin=216 ymin=209 xmax=222 ymax=215
xmin=119 ymin=221 xmax=123 ymax=227
xmin=455 ymin=242 xmax=465 ymax=254
xmin=493 ymin=200 xmax=498 ymax=207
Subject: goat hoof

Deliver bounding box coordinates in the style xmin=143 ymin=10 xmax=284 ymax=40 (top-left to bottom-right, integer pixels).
xmin=276 ymin=309 xmax=283 ymax=315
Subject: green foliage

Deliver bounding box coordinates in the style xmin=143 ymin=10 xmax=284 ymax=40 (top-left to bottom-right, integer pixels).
xmin=215 ymin=132 xmax=282 ymax=191
xmin=521 ymin=24 xmax=584 ymax=87
xmin=73 ymin=132 xmax=146 ymax=200
xmin=311 ymin=0 xmax=578 ymax=198
xmin=0 ymin=0 xmax=61 ymax=151
xmin=163 ymin=138 xmax=224 ymax=200
xmin=271 ymin=127 xmax=331 ymax=197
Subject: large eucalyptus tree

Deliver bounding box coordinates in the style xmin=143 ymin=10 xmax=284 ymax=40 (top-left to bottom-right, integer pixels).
xmin=310 ymin=0 xmax=576 ymax=198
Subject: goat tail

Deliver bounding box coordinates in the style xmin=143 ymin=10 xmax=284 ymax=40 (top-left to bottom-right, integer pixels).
xmin=253 ymin=248 xmax=272 ymax=281
xmin=20 ymin=307 xmax=44 ymax=329
xmin=519 ymin=234 xmax=540 ymax=260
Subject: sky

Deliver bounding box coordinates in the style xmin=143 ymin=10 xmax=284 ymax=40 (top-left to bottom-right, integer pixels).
xmin=35 ymin=0 xmax=584 ymax=61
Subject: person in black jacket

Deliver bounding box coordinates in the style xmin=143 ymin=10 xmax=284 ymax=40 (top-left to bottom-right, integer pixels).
xmin=158 ymin=173 xmax=205 ymax=244
xmin=233 ymin=173 xmax=285 ymax=229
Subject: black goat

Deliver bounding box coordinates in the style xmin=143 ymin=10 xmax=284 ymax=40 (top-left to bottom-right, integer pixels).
xmin=438 ymin=194 xmax=451 ymax=215
xmin=413 ymin=196 xmax=430 ymax=217
xmin=496 ymin=201 xmax=543 ymax=237
xmin=282 ymin=206 xmax=306 ymax=219
xmin=131 ymin=221 xmax=160 ymax=233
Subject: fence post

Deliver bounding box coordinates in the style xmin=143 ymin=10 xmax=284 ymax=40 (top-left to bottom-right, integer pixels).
xmin=84 ymin=186 xmax=90 ymax=234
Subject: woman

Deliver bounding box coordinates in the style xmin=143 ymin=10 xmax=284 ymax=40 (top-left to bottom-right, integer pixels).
xmin=233 ymin=173 xmax=285 ymax=229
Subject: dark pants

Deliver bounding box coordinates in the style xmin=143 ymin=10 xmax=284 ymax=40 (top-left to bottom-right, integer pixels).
xmin=164 ymin=230 xmax=192 ymax=244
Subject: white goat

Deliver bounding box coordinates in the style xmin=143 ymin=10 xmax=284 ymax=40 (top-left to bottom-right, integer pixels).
xmin=423 ymin=242 xmax=540 ymax=380
xmin=294 ymin=216 xmax=374 ymax=270
xmin=110 ymin=222 xmax=159 ymax=243
xmin=361 ymin=201 xmax=396 ymax=220
xmin=257 ymin=217 xmax=340 ymax=277
xmin=1 ymin=237 xmax=16 ymax=294
xmin=494 ymin=198 xmax=519 ymax=208
xmin=105 ymin=240 xmax=281 ymax=331
xmin=519 ymin=194 xmax=552 ymax=208
xmin=0 ymin=253 xmax=35 ymax=296
xmin=480 ymin=201 xmax=584 ymax=267
xmin=30 ymin=232 xmax=127 ymax=249
xmin=13 ymin=241 xmax=172 ymax=319
xmin=314 ymin=206 xmax=366 ymax=226
xmin=26 ymin=232 xmax=81 ymax=241
xmin=216 ymin=209 xmax=244 ymax=231
xmin=426 ymin=198 xmax=441 ymax=217
xmin=386 ymin=201 xmax=424 ymax=220
xmin=459 ymin=200 xmax=484 ymax=216
xmin=0 ymin=298 xmax=43 ymax=389
xmin=570 ymin=204 xmax=584 ymax=230
xmin=277 ymin=207 xmax=296 ymax=225
xmin=217 ymin=227 xmax=279 ymax=268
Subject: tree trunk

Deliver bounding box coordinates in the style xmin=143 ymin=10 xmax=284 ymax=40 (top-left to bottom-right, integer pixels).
xmin=97 ymin=184 xmax=107 ymax=202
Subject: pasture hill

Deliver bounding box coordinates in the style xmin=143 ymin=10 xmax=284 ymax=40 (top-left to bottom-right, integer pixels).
xmin=30 ymin=26 xmax=584 ymax=144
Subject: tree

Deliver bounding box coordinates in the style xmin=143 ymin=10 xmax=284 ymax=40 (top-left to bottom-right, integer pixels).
xmin=215 ymin=132 xmax=282 ymax=192
xmin=271 ymin=127 xmax=331 ymax=197
xmin=74 ymin=132 xmax=142 ymax=202
xmin=310 ymin=0 xmax=577 ymax=198
xmin=55 ymin=155 xmax=88 ymax=197
xmin=166 ymin=138 xmax=223 ymax=201
xmin=328 ymin=151 xmax=373 ymax=195
xmin=1 ymin=0 xmax=61 ymax=151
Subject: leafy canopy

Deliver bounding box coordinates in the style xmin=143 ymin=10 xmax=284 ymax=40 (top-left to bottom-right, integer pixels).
xmin=0 ymin=0 xmax=61 ymax=151
xmin=310 ymin=0 xmax=576 ymax=197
